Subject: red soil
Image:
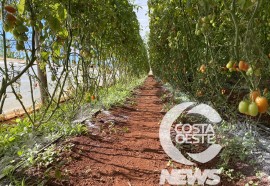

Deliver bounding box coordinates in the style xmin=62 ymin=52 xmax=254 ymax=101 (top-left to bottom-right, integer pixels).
xmin=59 ymin=76 xmax=169 ymax=185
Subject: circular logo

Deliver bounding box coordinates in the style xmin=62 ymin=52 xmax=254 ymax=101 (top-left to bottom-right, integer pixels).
xmin=159 ymin=102 xmax=222 ymax=165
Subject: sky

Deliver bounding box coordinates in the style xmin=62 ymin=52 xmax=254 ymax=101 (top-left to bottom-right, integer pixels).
xmin=134 ymin=0 xmax=149 ymax=41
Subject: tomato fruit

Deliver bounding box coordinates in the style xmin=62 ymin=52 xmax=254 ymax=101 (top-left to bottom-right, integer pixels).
xmin=246 ymin=67 xmax=253 ymax=76
xmin=248 ymin=102 xmax=259 ymax=116
xmin=200 ymin=64 xmax=206 ymax=73
xmin=238 ymin=60 xmax=245 ymax=70
xmin=244 ymin=63 xmax=249 ymax=71
xmin=238 ymin=100 xmax=249 ymax=114
xmin=221 ymin=88 xmax=226 ymax=95
xmin=226 ymin=61 xmax=233 ymax=69
xmin=250 ymin=90 xmax=260 ymax=101
xmin=16 ymin=41 xmax=24 ymax=50
xmin=196 ymin=90 xmax=203 ymax=97
xmin=91 ymin=95 xmax=95 ymax=101
xmin=238 ymin=60 xmax=249 ymax=71
xmin=4 ymin=5 xmax=16 ymax=14
xmin=255 ymin=96 xmax=269 ymax=113
xmin=6 ymin=13 xmax=16 ymax=23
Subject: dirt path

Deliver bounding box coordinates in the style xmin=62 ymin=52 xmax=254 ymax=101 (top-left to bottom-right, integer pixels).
xmin=60 ymin=76 xmax=169 ymax=185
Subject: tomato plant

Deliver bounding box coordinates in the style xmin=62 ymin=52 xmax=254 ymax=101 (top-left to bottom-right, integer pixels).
xmin=0 ymin=0 xmax=149 ymax=181
xmin=148 ymin=0 xmax=270 ymax=121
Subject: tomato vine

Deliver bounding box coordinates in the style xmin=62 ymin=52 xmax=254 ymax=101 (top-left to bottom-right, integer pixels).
xmin=148 ymin=0 xmax=270 ymax=120
xmin=0 ymin=0 xmax=148 ymax=125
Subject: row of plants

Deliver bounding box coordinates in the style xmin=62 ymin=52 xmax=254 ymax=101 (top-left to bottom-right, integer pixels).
xmin=149 ymin=1 xmax=270 ymax=183
xmin=0 ymin=0 xmax=148 ymax=183
xmin=148 ymin=0 xmax=270 ymax=123
xmin=0 ymin=75 xmax=146 ymax=185
xmin=1 ymin=0 xmax=148 ymax=121
xmin=161 ymin=77 xmax=261 ymax=185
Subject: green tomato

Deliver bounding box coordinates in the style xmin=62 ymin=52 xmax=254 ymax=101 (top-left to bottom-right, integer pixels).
xmin=226 ymin=61 xmax=233 ymax=69
xmin=248 ymin=102 xmax=259 ymax=117
xmin=16 ymin=41 xmax=24 ymax=51
xmin=17 ymin=24 xmax=28 ymax=33
xmin=246 ymin=67 xmax=253 ymax=76
xmin=238 ymin=100 xmax=249 ymax=114
xmin=18 ymin=34 xmax=28 ymax=41
xmin=13 ymin=29 xmax=20 ymax=38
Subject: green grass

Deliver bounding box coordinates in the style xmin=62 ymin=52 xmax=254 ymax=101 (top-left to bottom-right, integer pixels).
xmin=99 ymin=76 xmax=145 ymax=109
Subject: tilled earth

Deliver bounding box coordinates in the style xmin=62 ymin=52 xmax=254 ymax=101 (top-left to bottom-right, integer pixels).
xmin=58 ymin=76 xmax=170 ymax=185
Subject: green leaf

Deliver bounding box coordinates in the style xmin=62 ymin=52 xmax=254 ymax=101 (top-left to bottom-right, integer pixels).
xmin=17 ymin=150 xmax=23 ymax=156
xmin=41 ymin=51 xmax=50 ymax=60
xmin=39 ymin=61 xmax=47 ymax=71
xmin=57 ymin=7 xmax=67 ymax=21
xmin=58 ymin=29 xmax=68 ymax=38
xmin=18 ymin=0 xmax=26 ymax=15
xmin=8 ymin=136 xmax=15 ymax=142
xmin=2 ymin=165 xmax=15 ymax=175
xmin=52 ymin=43 xmax=61 ymax=57
xmin=48 ymin=17 xmax=61 ymax=32
xmin=238 ymin=0 xmax=252 ymax=10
